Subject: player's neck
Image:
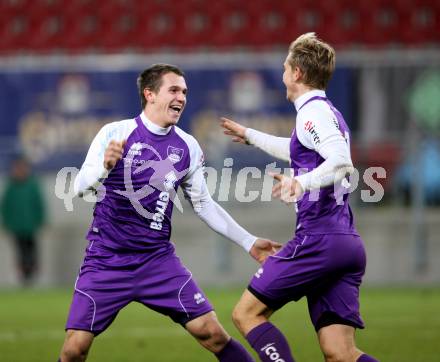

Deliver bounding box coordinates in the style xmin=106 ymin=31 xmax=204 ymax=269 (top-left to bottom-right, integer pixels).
xmin=141 ymin=110 xmax=171 ymax=135
xmin=143 ymin=110 xmax=171 ymax=129
xmin=292 ymin=84 xmax=315 ymax=102
xmin=293 ymin=88 xmax=326 ymax=112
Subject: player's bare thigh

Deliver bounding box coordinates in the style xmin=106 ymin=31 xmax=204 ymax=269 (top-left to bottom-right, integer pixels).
xmin=232 ymin=289 xmax=274 ymax=336
xmin=318 ymin=324 xmax=364 ymax=362
xmin=185 ymin=311 xmax=230 ymax=353
xmin=60 ymin=329 xmax=94 ymax=362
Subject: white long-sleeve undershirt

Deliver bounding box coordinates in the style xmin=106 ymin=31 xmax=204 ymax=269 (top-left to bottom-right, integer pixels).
xmin=245 ymin=128 xmax=291 ymax=162
xmin=198 ymin=199 xmax=257 ymax=252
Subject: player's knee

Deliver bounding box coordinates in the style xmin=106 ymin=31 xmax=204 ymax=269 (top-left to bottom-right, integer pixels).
xmin=61 ymin=333 xmax=92 ymax=362
xmin=322 ymin=345 xmax=356 ymax=362
xmin=324 ymin=353 xmax=350 ymax=362
xmin=198 ymin=325 xmax=229 ymax=352
xmin=206 ymin=324 xmax=230 ymax=350
xmin=231 ymin=302 xmax=250 ymax=332
xmin=319 ymin=322 xmax=358 ymax=362
xmin=61 ymin=343 xmax=89 ymax=362
xmin=189 ymin=316 xmax=229 ymax=352
xmin=231 ymin=305 xmax=243 ymax=329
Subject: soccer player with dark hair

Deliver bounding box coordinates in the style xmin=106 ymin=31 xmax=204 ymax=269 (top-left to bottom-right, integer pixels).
xmin=58 ymin=63 xmax=280 ymax=362
xmin=221 ymin=33 xmax=378 ymax=362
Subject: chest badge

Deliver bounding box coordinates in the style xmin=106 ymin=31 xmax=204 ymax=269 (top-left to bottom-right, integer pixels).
xmin=167 ymin=146 xmax=184 ymax=163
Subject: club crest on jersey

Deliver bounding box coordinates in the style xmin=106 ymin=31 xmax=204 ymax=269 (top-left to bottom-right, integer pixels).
xmin=167 ymin=146 xmax=184 ymax=163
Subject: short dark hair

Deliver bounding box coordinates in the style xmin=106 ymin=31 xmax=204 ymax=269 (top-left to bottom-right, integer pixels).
xmin=137 ymin=64 xmax=185 ymax=109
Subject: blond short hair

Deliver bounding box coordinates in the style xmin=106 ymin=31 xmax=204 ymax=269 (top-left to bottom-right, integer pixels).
xmin=288 ymin=33 xmax=335 ymax=90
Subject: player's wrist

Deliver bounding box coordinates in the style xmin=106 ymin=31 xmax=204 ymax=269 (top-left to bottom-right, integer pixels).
xmin=244 ymin=128 xmax=255 ymax=145
xmin=244 ymin=236 xmax=258 ymax=253
xmin=294 ymin=174 xmax=310 ymax=193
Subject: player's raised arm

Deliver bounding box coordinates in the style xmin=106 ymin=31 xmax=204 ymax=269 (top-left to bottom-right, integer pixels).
xmin=220 ymin=116 xmax=291 ymax=162
xmin=220 ymin=117 xmax=248 ymax=144
xmin=73 ymin=122 xmax=128 ymax=197
xmin=73 ymin=124 xmax=110 ymax=197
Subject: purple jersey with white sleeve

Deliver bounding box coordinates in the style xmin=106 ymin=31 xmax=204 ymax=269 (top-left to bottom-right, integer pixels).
xmin=66 ymin=113 xmax=219 ymax=334
xmin=67 ymin=112 xmax=257 ymax=335
xmin=84 ymin=113 xmax=203 ymax=252
xmin=248 ymin=91 xmax=366 ymax=330
xmin=291 ymin=90 xmax=357 ymax=235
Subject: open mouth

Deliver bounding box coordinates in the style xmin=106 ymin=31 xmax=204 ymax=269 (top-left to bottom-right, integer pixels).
xmin=169 ymin=105 xmax=182 ymax=115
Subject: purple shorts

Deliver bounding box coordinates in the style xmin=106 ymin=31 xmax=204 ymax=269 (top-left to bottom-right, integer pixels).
xmin=248 ymin=233 xmax=366 ymax=330
xmin=66 ymin=241 xmax=213 ymax=335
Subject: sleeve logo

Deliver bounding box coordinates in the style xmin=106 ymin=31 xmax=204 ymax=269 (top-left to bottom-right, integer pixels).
xmin=304 ymin=120 xmax=320 ymax=145
xmin=199 ymin=153 xmax=205 ymax=167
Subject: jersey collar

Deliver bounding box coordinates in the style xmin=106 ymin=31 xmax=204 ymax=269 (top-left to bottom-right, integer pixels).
xmin=140 ymin=112 xmax=171 ymax=135
xmin=294 ymin=90 xmax=326 ymax=112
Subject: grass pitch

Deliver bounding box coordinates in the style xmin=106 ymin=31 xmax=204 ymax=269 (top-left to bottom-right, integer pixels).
xmin=0 ymin=287 xmax=439 ymax=361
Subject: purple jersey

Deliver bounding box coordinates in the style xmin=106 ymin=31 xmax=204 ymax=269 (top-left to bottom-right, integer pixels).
xmin=66 ymin=113 xmax=216 ymax=335
xmin=291 ymin=93 xmax=357 ymax=235
xmin=248 ymin=90 xmax=366 ymax=332
xmin=85 ymin=114 xmax=203 ymax=252
xmin=66 ymin=112 xmax=258 ymax=336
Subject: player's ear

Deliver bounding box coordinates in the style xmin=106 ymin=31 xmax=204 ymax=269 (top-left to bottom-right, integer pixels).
xmin=293 ymin=66 xmax=302 ymax=82
xmin=144 ymin=88 xmax=155 ymax=104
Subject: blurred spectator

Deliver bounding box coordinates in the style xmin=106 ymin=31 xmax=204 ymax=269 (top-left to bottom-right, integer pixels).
xmin=0 ymin=156 xmax=46 ymax=285
xmin=394 ymin=139 xmax=440 ymax=206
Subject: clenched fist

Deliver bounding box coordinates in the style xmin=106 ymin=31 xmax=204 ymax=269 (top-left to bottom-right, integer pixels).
xmin=104 ymin=140 xmax=127 ymax=170
xmin=269 ymin=172 xmax=304 ymax=204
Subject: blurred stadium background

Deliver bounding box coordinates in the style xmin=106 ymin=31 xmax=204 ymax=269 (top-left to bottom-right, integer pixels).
xmin=0 ymin=0 xmax=439 ymax=361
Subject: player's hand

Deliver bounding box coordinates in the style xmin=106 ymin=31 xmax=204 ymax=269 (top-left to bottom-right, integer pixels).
xmin=220 ymin=117 xmax=249 ymax=144
xmin=250 ymin=238 xmax=283 ymax=263
xmin=104 ymin=140 xmax=127 ymax=170
xmin=269 ymin=172 xmax=304 ymax=204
